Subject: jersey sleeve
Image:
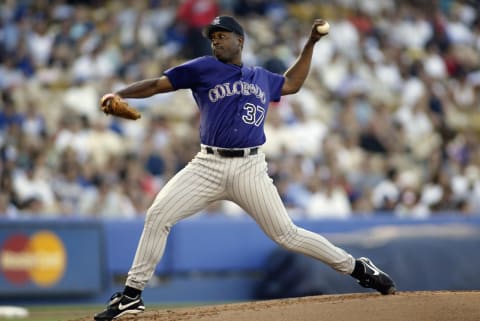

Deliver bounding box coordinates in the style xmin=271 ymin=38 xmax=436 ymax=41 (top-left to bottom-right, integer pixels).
xmin=266 ymin=70 xmax=285 ymax=102
xmin=163 ymin=57 xmax=207 ymax=90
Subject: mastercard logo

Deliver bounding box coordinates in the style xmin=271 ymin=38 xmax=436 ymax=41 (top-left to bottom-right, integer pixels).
xmin=0 ymin=231 xmax=67 ymax=287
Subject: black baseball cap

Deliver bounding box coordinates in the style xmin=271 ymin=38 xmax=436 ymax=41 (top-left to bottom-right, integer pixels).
xmin=203 ymin=15 xmax=244 ymax=38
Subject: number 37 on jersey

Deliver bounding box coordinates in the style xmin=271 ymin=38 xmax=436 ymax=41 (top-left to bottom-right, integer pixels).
xmin=242 ymin=103 xmax=265 ymax=127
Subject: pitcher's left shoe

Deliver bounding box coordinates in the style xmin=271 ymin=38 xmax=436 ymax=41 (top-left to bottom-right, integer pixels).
xmin=94 ymin=292 xmax=145 ymax=320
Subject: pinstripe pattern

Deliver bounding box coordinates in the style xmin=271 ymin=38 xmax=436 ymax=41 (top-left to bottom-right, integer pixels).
xmin=227 ymin=152 xmax=355 ymax=273
xmin=126 ymin=150 xmax=355 ymax=290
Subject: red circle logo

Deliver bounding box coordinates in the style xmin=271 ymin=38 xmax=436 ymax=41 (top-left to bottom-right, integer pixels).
xmin=1 ymin=234 xmax=30 ymax=285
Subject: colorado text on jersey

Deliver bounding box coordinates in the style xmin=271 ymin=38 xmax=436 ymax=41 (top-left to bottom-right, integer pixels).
xmin=208 ymin=81 xmax=266 ymax=104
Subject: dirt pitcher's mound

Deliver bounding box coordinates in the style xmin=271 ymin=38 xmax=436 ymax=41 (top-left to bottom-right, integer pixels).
xmin=79 ymin=291 xmax=480 ymax=321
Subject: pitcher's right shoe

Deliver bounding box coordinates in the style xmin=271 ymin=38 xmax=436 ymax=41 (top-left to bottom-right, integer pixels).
xmin=353 ymin=257 xmax=396 ymax=295
xmin=94 ymin=292 xmax=145 ymax=320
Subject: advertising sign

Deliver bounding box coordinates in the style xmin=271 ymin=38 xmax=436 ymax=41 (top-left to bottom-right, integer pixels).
xmin=0 ymin=220 xmax=104 ymax=297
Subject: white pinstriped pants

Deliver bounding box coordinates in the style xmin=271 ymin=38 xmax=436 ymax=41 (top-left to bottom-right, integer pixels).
xmin=126 ymin=149 xmax=355 ymax=290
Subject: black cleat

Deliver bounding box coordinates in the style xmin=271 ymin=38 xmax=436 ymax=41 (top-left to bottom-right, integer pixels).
xmin=355 ymin=257 xmax=396 ymax=295
xmin=94 ymin=292 xmax=145 ymax=320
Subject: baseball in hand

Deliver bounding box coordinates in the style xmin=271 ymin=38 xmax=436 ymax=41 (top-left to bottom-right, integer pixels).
xmin=316 ymin=21 xmax=330 ymax=35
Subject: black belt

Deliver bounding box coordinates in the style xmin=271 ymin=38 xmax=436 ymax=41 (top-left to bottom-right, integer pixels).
xmin=205 ymin=147 xmax=258 ymax=157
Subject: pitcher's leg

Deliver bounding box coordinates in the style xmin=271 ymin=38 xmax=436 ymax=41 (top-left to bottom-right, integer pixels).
xmin=126 ymin=157 xmax=224 ymax=290
xmin=229 ymin=155 xmax=355 ymax=274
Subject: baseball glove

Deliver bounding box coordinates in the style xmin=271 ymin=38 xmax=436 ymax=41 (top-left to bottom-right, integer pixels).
xmin=100 ymin=93 xmax=141 ymax=120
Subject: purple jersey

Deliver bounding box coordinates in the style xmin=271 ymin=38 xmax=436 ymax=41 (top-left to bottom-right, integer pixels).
xmin=164 ymin=56 xmax=285 ymax=148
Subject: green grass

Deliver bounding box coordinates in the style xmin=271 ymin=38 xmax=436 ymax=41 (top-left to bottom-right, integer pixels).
xmin=2 ymin=304 xmax=170 ymax=321
xmin=1 ymin=302 xmax=209 ymax=321
xmin=1 ymin=305 xmax=101 ymax=321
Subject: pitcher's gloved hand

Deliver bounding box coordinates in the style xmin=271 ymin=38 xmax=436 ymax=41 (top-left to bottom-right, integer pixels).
xmin=100 ymin=93 xmax=141 ymax=120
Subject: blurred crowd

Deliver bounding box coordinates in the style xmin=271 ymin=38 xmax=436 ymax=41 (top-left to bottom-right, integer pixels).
xmin=0 ymin=0 xmax=479 ymax=220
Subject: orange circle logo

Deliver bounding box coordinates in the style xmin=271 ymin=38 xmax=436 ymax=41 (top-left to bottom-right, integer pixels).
xmin=1 ymin=231 xmax=66 ymax=287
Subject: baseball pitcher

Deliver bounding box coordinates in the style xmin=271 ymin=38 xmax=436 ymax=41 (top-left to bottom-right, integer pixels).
xmin=95 ymin=16 xmax=395 ymax=321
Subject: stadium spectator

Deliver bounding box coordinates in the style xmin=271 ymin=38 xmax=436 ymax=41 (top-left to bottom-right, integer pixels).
xmin=305 ymin=168 xmax=352 ymax=219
